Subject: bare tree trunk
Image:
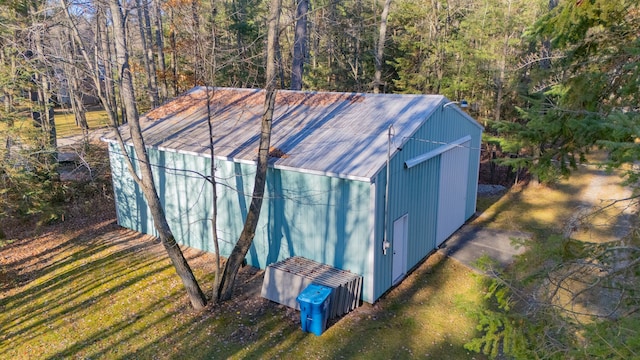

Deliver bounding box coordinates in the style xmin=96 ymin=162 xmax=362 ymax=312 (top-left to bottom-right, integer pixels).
xmin=60 ymin=29 xmax=89 ymax=141
xmin=30 ymin=9 xmax=57 ymax=151
xmin=494 ymin=0 xmax=513 ymax=122
xmin=203 ymin=0 xmax=222 ymax=301
xmin=291 ymin=0 xmax=308 ymax=90
xmin=137 ymin=0 xmax=159 ymax=108
xmin=68 ymin=70 xmax=89 ymax=141
xmin=109 ymin=0 xmax=207 ymax=309
xmin=1 ymin=50 xmax=14 ymax=120
xmin=153 ymin=0 xmax=169 ymax=100
xmin=141 ymin=0 xmax=159 ymax=107
xmin=191 ymin=0 xmax=201 ymax=87
xmin=494 ymin=37 xmax=507 ymax=122
xmin=276 ymin=36 xmax=285 ymax=89
xmin=205 ymin=87 xmax=222 ymax=300
xmin=206 ymin=7 xmax=222 ymax=300
xmin=217 ymin=0 xmax=281 ymax=302
xmin=373 ymin=0 xmax=392 ymax=94
xmin=169 ymin=8 xmax=178 ymax=96
xmin=97 ymin=9 xmax=120 ymax=126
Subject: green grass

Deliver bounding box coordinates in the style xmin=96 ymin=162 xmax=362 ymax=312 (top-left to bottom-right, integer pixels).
xmin=0 ymin=108 xmax=110 ymax=139
xmin=54 ymin=108 xmax=110 ymax=138
xmin=0 ymin=225 xmax=487 ymax=359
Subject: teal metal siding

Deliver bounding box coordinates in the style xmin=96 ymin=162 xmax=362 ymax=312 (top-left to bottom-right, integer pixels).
xmin=109 ymin=143 xmax=155 ymax=235
xmin=370 ymin=108 xmax=482 ymax=302
xmin=215 ymin=161 xmax=372 ymax=282
xmin=415 ymin=108 xmax=482 ymax=220
xmin=370 ymin=157 xmax=440 ymax=301
xmin=150 ymin=149 xmax=213 ymax=251
xmin=109 ymin=143 xmax=214 ymax=248
xmin=108 ymin=143 xmax=376 ymax=302
xmin=371 ymin=171 xmax=390 ymax=301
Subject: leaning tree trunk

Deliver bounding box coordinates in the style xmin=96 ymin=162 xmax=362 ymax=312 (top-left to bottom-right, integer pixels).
xmin=108 ymin=0 xmax=207 ymax=309
xmin=217 ymin=0 xmax=281 ymax=302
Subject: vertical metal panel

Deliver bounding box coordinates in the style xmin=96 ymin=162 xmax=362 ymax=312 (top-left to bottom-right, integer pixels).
xmin=371 ymin=170 xmax=391 ymax=301
xmin=108 ymin=143 xmax=156 ymax=236
xmin=436 ymin=141 xmax=470 ymax=244
xmin=364 ymin=181 xmax=377 ymax=303
xmin=369 ymin=107 xmax=482 ymax=302
xmin=108 ymin=145 xmax=376 ymax=302
xmin=216 ymin=161 xmax=376 ymax=301
xmin=148 ymin=149 xmax=213 ymax=252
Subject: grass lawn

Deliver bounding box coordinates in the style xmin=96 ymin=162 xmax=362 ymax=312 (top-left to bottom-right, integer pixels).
xmin=54 ymin=108 xmax=110 ymax=138
xmin=0 ymin=108 xmax=110 ymax=139
xmin=0 ymin=200 xmax=488 ymax=359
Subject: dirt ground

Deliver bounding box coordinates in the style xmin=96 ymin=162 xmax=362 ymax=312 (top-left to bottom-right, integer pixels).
xmin=563 ymin=163 xmax=637 ymax=242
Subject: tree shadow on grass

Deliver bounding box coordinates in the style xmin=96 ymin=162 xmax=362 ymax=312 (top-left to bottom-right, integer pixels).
xmin=2 ymin=215 xmax=496 ymax=359
xmin=126 ymin=252 xmax=490 ymax=360
xmin=0 ymin=226 xmax=179 ymax=358
xmin=0 ymin=220 xmax=121 ymax=291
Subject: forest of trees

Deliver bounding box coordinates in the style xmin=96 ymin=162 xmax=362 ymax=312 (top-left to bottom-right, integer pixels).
xmin=0 ymin=0 xmax=576 ymax=125
xmin=2 ymin=0 xmax=637 ymax=172
xmin=2 ymin=0 xmax=636 ymax=160
xmin=0 ymin=0 xmax=638 ymax=357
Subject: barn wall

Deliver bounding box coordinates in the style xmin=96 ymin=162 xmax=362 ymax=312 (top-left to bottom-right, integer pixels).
xmin=109 ymin=144 xmax=156 ymax=235
xmin=370 ymin=156 xmax=440 ymax=302
xmin=370 ymin=108 xmax=482 ymax=302
xmin=418 ymin=108 xmax=483 ymax=220
xmin=214 ymin=160 xmax=373 ymax=288
xmin=108 ymin=143 xmax=376 ymax=302
xmin=109 ymin=143 xmax=214 ymax=244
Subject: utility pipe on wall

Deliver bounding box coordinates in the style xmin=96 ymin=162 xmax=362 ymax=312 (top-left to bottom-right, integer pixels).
xmin=382 ymin=125 xmax=393 ymax=255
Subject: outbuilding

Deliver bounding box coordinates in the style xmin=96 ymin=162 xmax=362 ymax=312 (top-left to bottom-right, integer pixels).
xmin=104 ymin=86 xmax=483 ymax=303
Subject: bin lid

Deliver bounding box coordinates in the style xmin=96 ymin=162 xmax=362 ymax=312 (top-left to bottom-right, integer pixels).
xmin=296 ymin=284 xmax=332 ymax=305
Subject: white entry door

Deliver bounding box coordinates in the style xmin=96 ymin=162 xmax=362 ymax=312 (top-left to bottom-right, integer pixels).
xmin=392 ymin=214 xmax=408 ymax=284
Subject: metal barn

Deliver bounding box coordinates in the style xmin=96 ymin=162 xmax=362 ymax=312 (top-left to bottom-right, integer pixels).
xmin=104 ymin=87 xmax=483 ymax=303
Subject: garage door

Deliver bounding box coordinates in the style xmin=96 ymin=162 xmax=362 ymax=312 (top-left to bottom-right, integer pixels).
xmin=436 ymin=140 xmax=470 ymax=246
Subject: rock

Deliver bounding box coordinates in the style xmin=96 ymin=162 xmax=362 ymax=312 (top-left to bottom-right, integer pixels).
xmin=477 ymin=184 xmax=507 ymax=196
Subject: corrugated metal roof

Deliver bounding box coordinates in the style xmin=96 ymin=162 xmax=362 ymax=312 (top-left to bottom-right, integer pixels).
xmin=105 ymin=86 xmax=448 ymax=180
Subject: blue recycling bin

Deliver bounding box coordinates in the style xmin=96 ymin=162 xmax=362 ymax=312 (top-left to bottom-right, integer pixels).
xmin=296 ymin=284 xmax=332 ymax=336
